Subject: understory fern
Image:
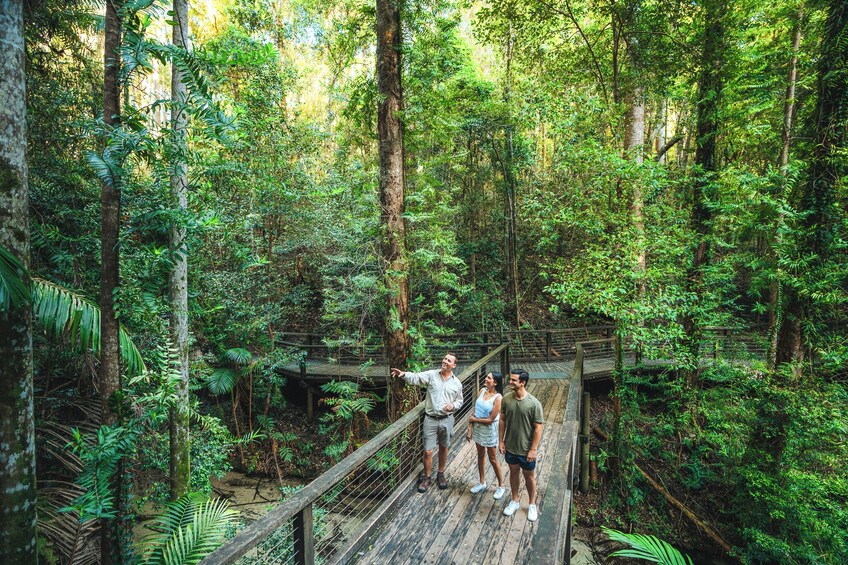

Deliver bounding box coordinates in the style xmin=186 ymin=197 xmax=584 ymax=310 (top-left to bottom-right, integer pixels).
xmin=134 ymin=493 xmax=239 ymax=565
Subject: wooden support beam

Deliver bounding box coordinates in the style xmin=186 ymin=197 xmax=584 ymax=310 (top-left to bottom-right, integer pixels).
xmin=293 ymin=504 xmax=315 ymax=565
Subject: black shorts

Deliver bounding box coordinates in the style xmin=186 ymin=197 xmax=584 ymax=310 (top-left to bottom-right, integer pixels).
xmin=504 ymin=450 xmax=536 ymax=471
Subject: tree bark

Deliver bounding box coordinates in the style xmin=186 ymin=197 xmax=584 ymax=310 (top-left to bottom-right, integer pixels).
xmin=625 ymin=85 xmax=646 ymax=301
xmin=377 ymin=0 xmax=413 ymax=421
xmin=169 ymin=0 xmax=191 ymax=501
xmin=683 ymin=0 xmax=726 ymax=384
xmin=100 ymin=1 xmax=123 ymax=562
xmin=0 ymin=2 xmax=38 ymax=562
xmin=503 ymin=27 xmax=520 ymax=329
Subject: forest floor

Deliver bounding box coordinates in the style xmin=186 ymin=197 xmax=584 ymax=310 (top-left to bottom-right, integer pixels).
xmin=573 ymin=394 xmax=736 ymax=565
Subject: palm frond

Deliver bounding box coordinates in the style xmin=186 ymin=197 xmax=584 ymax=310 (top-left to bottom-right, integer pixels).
xmin=31 ymin=278 xmax=145 ymax=375
xmin=136 ymin=494 xmax=238 ymax=565
xmin=0 ymin=244 xmax=32 ymax=310
xmin=602 ymin=527 xmax=694 ymax=565
xmin=224 ymin=347 xmax=252 ymax=365
xmin=206 ymin=368 xmax=237 ymax=395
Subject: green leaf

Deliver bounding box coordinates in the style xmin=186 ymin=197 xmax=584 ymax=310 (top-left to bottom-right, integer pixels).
xmin=602 ymin=527 xmax=694 ymax=565
xmin=31 ymin=278 xmax=145 ymax=375
xmin=0 ymin=244 xmax=31 ymax=310
xmin=206 ymin=368 xmax=237 ymax=395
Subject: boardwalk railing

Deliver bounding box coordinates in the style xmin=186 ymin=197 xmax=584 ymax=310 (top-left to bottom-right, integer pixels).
xmin=278 ymin=325 xmax=766 ymax=369
xmin=201 ymin=344 xmax=510 ymax=565
xmin=277 ymin=326 xmax=616 ymax=365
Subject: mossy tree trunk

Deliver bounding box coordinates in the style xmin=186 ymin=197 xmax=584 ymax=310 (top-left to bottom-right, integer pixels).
xmin=377 ymin=0 xmax=414 ymax=421
xmin=0 ymin=2 xmax=38 ymax=562
xmin=168 ymin=0 xmax=191 ymax=501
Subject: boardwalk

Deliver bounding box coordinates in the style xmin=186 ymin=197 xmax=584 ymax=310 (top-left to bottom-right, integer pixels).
xmin=350 ymin=378 xmax=572 ymax=565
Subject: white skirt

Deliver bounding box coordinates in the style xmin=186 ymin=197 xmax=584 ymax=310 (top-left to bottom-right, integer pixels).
xmin=472 ymin=421 xmax=498 ymax=448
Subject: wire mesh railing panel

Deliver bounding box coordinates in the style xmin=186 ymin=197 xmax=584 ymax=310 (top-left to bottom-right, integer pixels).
xmin=235 ymin=517 xmax=299 ymax=565
xmin=310 ymin=419 xmax=424 ymax=563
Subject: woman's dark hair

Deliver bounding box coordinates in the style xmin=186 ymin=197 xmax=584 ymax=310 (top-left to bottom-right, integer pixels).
xmin=490 ymin=372 xmax=503 ymax=395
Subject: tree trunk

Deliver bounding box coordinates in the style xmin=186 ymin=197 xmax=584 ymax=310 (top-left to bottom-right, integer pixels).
xmin=0 ymin=3 xmax=38 ymax=562
xmin=503 ymin=27 xmax=520 ymax=329
xmin=377 ymin=0 xmax=413 ymax=421
xmin=768 ymin=10 xmax=803 ymax=369
xmin=100 ymin=1 xmax=123 ymax=562
xmin=625 ymin=85 xmax=646 ymax=302
xmin=683 ymin=0 xmax=726 ymax=385
xmin=168 ymin=0 xmax=191 ymax=501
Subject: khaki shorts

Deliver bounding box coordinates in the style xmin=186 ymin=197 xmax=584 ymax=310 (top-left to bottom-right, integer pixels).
xmin=423 ymin=414 xmax=454 ymax=451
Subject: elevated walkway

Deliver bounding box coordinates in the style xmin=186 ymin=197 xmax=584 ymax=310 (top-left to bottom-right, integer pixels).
xmin=351 ymin=378 xmax=572 ymax=565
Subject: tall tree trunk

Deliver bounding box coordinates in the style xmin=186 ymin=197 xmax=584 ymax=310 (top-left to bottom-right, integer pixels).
xmin=625 ymin=85 xmax=646 ymax=302
xmin=683 ymin=0 xmax=726 ymax=385
xmin=767 ymin=9 xmax=803 ymax=369
xmin=775 ymin=0 xmax=846 ymax=367
xmin=169 ymin=0 xmax=191 ymax=501
xmin=0 ymin=3 xmax=38 ymax=562
xmin=503 ymin=27 xmax=520 ymax=329
xmin=377 ymin=0 xmax=413 ymax=421
xmin=100 ymin=1 xmax=123 ymax=562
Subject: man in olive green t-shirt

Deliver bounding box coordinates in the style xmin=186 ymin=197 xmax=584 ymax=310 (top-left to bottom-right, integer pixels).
xmin=498 ymin=369 xmax=544 ymax=521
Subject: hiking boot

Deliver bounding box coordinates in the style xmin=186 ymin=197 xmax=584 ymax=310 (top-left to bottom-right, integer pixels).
xmin=437 ymin=472 xmax=448 ymax=490
xmin=417 ymin=477 xmax=431 ymax=493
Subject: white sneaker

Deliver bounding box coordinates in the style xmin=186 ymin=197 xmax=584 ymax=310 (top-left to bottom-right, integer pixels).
xmin=528 ymin=504 xmax=538 ymax=522
xmin=470 ymin=482 xmax=487 ymax=494
xmin=503 ymin=500 xmax=520 ymax=517
xmin=493 ymin=486 xmax=506 ymax=500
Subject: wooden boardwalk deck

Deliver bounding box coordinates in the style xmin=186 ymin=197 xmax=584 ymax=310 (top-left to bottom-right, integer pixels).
xmin=349 ymin=378 xmax=572 ymax=565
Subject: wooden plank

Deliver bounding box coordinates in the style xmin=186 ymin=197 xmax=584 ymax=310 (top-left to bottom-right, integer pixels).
xmin=326 ymin=467 xmax=421 ymax=565
xmin=353 ymin=417 xmax=481 ymax=564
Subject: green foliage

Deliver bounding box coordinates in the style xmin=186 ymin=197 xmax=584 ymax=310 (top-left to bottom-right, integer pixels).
xmin=61 ymin=424 xmax=138 ymax=521
xmin=134 ymin=494 xmax=238 ymax=565
xmin=33 ymin=277 xmax=146 ymax=375
xmin=0 ymin=244 xmax=32 ymax=309
xmin=602 ymin=527 xmax=694 ymax=564
xmin=319 ymin=380 xmax=376 ymax=461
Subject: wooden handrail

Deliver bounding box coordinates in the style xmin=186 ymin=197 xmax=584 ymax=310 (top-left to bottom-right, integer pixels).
xmin=201 ymin=343 xmax=509 ymax=565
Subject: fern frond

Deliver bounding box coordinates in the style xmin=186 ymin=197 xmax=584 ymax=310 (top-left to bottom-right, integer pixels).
xmin=137 ymin=495 xmax=238 ymax=565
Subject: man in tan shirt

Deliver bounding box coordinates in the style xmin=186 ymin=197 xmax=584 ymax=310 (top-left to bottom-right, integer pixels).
xmin=391 ymin=352 xmax=463 ymax=492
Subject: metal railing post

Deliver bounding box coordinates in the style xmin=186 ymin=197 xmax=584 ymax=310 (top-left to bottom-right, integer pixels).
xmin=545 ymin=331 xmax=552 ymax=362
xmin=294 ymin=504 xmax=315 ymax=565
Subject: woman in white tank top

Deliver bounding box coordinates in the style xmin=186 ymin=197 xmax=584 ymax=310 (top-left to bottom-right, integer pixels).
xmin=465 ymin=372 xmax=506 ymax=499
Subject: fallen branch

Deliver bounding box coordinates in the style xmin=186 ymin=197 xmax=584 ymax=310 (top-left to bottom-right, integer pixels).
xmin=593 ymin=426 xmax=733 ymax=555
